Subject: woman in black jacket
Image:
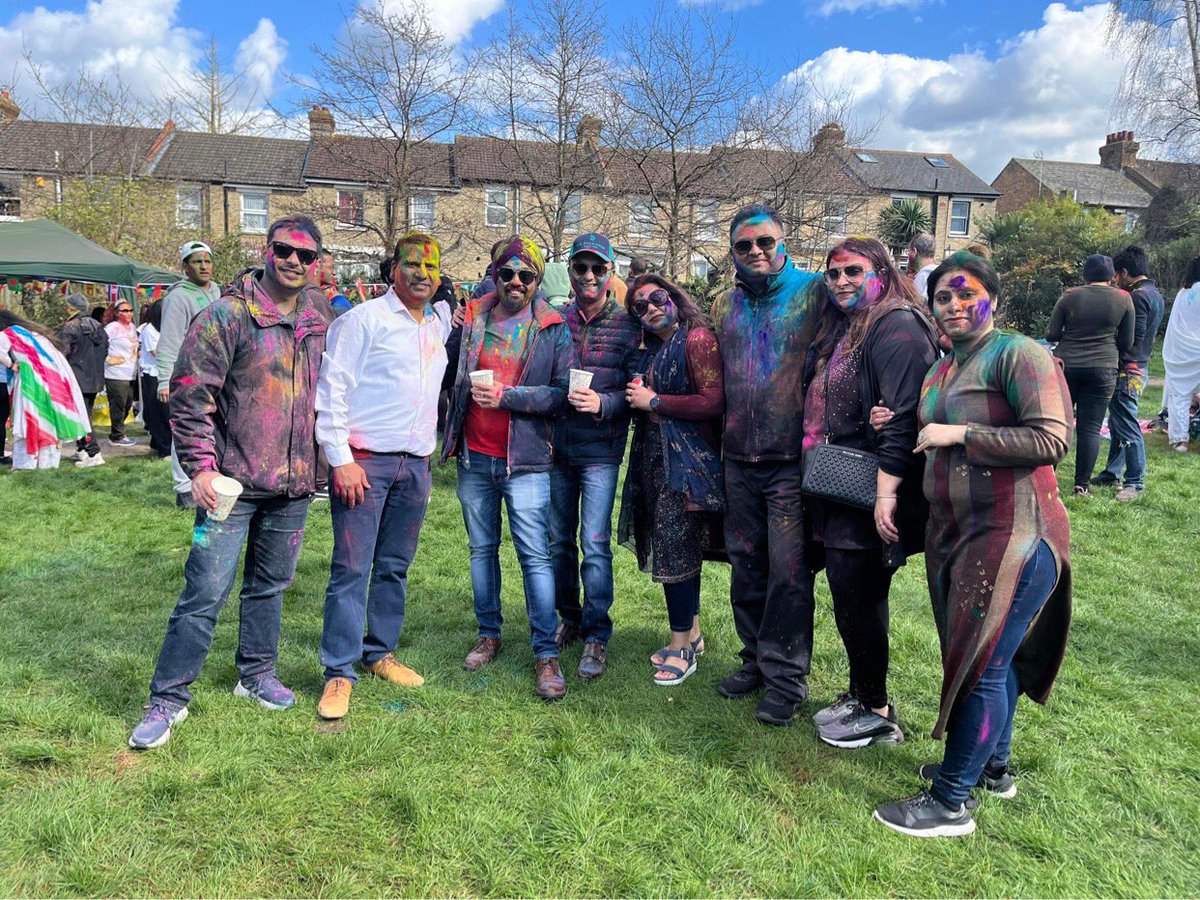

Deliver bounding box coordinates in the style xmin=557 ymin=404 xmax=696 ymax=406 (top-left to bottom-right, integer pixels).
xmin=802 ymin=236 xmax=940 ymax=748
xmin=58 ymin=293 xmax=108 ymax=465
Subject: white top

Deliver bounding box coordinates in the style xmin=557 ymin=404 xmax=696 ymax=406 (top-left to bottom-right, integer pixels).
xmin=1164 ymin=282 xmax=1200 ymax=391
xmin=912 ymin=263 xmax=937 ymax=297
xmin=316 ymin=288 xmax=452 ymax=466
xmin=104 ymin=321 xmax=138 ymax=380
xmin=138 ymin=323 xmax=160 ymax=377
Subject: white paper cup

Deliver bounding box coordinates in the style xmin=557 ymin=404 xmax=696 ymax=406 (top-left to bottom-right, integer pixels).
xmin=469 ymin=369 xmax=494 ymax=387
xmin=569 ymin=368 xmax=594 ymax=392
xmin=209 ymin=475 xmax=244 ymax=521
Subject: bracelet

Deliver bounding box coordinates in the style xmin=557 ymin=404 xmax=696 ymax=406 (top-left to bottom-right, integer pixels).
xmin=876 ymin=495 xmax=897 ymax=499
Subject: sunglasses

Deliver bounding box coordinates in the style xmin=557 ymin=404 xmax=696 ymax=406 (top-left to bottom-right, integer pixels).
xmin=270 ymin=241 xmax=320 ymax=267
xmin=732 ymin=235 xmax=777 ymax=255
xmin=572 ymin=261 xmax=610 ymax=278
xmin=631 ymin=289 xmax=670 ymax=317
xmin=497 ymin=267 xmax=537 ymax=286
xmin=117 ymin=308 xmax=133 ymax=314
xmin=825 ymin=265 xmax=871 ymax=281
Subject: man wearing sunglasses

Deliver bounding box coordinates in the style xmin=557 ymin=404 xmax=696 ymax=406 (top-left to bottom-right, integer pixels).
xmin=710 ymin=203 xmax=821 ymax=727
xmin=441 ymin=235 xmax=573 ymax=700
xmin=548 ymin=232 xmax=643 ymax=680
xmin=130 ymin=216 xmax=334 ymax=750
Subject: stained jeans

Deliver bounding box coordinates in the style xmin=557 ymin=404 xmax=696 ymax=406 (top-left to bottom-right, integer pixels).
xmin=321 ymin=452 xmax=432 ymax=682
xmin=148 ymin=494 xmax=311 ymax=711
xmin=456 ymin=449 xmax=558 ymax=658
xmin=549 ymin=461 xmax=620 ymax=643
xmin=933 ymin=540 xmax=1057 ymax=807
xmin=1100 ymin=372 xmax=1147 ymax=488
xmin=1064 ymin=366 xmax=1116 ymax=489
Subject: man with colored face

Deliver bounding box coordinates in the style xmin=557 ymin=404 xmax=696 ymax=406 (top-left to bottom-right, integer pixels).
xmin=158 ymin=240 xmax=222 ymax=508
xmin=130 ymin=216 xmax=334 ymax=750
xmin=710 ymin=203 xmax=821 ymax=727
xmin=312 ymin=233 xmax=453 ymax=720
xmin=440 ymin=235 xmax=573 ymax=699
xmin=548 ymin=232 xmax=644 ymax=679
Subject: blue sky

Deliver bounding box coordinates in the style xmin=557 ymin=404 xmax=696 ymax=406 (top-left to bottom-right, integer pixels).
xmin=0 ymin=0 xmax=1136 ymax=179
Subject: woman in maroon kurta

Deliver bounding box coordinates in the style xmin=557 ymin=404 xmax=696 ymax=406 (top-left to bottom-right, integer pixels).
xmin=873 ymin=252 xmax=1073 ymax=838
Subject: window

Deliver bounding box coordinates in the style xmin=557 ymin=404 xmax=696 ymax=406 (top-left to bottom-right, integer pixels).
xmin=696 ymin=198 xmax=719 ymax=242
xmin=560 ymin=192 xmax=582 ymax=232
xmin=175 ymin=185 xmax=202 ymax=229
xmin=1124 ymin=210 xmax=1140 ymax=234
xmin=337 ymin=189 xmax=365 ymax=228
xmin=240 ymin=190 xmax=268 ymax=234
xmin=485 ymin=185 xmax=509 ymax=227
xmin=925 ymin=156 xmax=950 ymax=168
xmin=690 ymin=255 xmax=710 ymax=280
xmin=409 ymin=194 xmax=436 ymax=231
xmin=821 ymin=199 xmax=847 ymax=236
xmin=856 ymin=152 xmax=879 ymax=163
xmin=629 ymin=196 xmax=655 ymax=239
xmin=949 ymin=199 xmax=971 ymax=236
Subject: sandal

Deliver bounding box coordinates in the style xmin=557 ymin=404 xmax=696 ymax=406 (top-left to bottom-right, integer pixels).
xmin=653 ymin=647 xmax=697 ymax=686
xmin=649 ymin=634 xmax=704 ymax=667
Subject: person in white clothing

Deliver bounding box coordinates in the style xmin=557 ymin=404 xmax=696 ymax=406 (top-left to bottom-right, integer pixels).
xmin=103 ymin=300 xmax=139 ymax=446
xmin=313 ymin=230 xmax=453 ymax=720
xmin=1164 ymin=256 xmax=1200 ymax=451
xmin=908 ymin=233 xmax=937 ymax=296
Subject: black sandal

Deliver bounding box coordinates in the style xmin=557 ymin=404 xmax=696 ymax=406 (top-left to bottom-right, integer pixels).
xmin=653 ymin=647 xmax=697 ymax=686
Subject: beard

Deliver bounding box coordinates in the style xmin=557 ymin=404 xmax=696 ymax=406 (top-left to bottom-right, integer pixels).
xmin=500 ymin=290 xmax=532 ymax=314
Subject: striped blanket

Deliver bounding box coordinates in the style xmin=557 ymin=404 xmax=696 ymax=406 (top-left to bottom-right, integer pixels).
xmin=1 ymin=325 xmax=91 ymax=453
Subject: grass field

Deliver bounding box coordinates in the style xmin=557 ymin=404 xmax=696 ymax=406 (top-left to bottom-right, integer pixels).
xmin=1 ymin=382 xmax=1199 ymax=897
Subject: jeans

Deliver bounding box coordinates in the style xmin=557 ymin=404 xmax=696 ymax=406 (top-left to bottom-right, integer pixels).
xmin=824 ymin=547 xmax=894 ymax=711
xmin=140 ymin=374 xmax=171 ymax=457
xmin=933 ymin=540 xmax=1057 ymax=807
xmin=1064 ymin=366 xmax=1116 ymax=489
xmin=105 ymin=378 xmax=136 ymax=440
xmin=320 ymin=452 xmax=431 ymax=682
xmin=724 ymin=458 xmax=814 ymax=704
xmin=455 ymin=449 xmax=557 ymax=658
xmin=1100 ymin=372 xmax=1147 ymax=488
xmin=664 ymin=576 xmax=701 ymax=633
xmin=147 ymin=494 xmax=311 ymax=710
xmin=549 ymin=461 xmax=620 ymax=643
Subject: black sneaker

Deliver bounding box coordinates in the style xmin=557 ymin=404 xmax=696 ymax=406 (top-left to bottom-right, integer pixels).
xmin=918 ymin=762 xmax=1017 ymax=799
xmin=1090 ymin=474 xmax=1118 ymax=488
xmin=818 ymin=700 xmax=904 ymax=748
xmin=754 ymin=689 xmax=797 ymax=726
xmin=873 ymin=788 xmax=976 ymax=838
xmin=716 ymin=668 xmax=763 ymax=699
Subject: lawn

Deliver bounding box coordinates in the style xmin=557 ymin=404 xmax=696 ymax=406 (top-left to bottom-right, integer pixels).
xmin=1 ymin=385 xmax=1198 ymax=897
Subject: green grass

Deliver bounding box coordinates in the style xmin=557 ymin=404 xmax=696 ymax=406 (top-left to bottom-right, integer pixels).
xmin=1 ymin=404 xmax=1199 ymax=896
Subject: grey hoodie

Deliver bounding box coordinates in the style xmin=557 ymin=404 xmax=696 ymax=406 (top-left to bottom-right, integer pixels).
xmin=157 ymin=280 xmax=221 ymax=392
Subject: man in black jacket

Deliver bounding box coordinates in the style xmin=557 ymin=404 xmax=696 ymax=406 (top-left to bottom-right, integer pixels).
xmin=58 ymin=293 xmax=108 ymax=467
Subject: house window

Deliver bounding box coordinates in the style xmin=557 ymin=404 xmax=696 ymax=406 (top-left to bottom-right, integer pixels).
xmin=240 ymin=191 xmax=269 ymax=234
xmin=485 ymin=186 xmax=509 ymax=228
xmin=691 ymin=254 xmax=710 ymax=280
xmin=337 ymin=189 xmax=365 ymax=228
xmin=821 ymin=199 xmax=847 ymax=236
xmin=0 ymin=193 xmax=18 ymax=220
xmin=629 ymin=196 xmax=655 ymax=239
xmin=949 ymin=200 xmax=971 ymax=236
xmin=925 ymin=157 xmax=950 ymax=168
xmin=561 ymin=192 xmax=582 ymax=232
xmin=175 ymin=185 xmax=202 ymax=229
xmin=410 ymin=194 xmax=436 ymax=231
xmin=1124 ymin=210 xmax=1140 ymax=234
xmin=696 ymin=198 xmax=719 ymax=242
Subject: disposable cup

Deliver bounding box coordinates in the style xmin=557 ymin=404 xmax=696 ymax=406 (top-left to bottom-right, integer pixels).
xmin=209 ymin=475 xmax=244 ymax=521
xmin=569 ymin=368 xmax=594 ymax=392
xmin=469 ymin=369 xmax=494 ymax=387
xmin=631 ymin=372 xmax=645 ymax=387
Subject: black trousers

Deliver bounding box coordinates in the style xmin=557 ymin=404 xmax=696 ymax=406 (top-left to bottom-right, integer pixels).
xmin=0 ymin=383 xmax=9 ymax=457
xmin=663 ymin=576 xmax=701 ymax=633
xmin=1064 ymin=365 xmax=1116 ymax=489
xmin=76 ymin=393 xmax=101 ymax=456
xmin=140 ymin=373 xmax=171 ymax=456
xmin=105 ymin=378 xmax=136 ymax=440
xmin=821 ymin=546 xmax=894 ymax=711
xmin=723 ymin=458 xmax=814 ymax=703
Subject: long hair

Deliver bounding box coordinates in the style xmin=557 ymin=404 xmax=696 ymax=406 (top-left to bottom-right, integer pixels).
xmin=809 ymin=236 xmax=925 ymax=367
xmin=101 ymin=300 xmax=132 ymax=326
xmin=1184 ymin=256 xmax=1200 ymax=289
xmin=626 ymin=273 xmax=710 ymax=332
xmin=0 ymin=309 xmax=65 ymax=352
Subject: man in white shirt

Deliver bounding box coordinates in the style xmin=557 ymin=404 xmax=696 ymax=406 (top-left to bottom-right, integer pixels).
xmin=314 ymin=231 xmax=452 ymax=719
xmin=908 ymin=233 xmax=937 ymax=297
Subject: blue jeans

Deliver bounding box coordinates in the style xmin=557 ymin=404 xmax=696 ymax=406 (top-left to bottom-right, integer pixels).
xmin=549 ymin=461 xmax=620 ymax=643
xmin=1101 ymin=372 xmax=1147 ymax=488
xmin=455 ymin=449 xmax=557 ymax=658
xmin=320 ymin=453 xmax=432 ymax=682
xmin=933 ymin=540 xmax=1058 ymax=807
xmin=148 ymin=495 xmax=312 ymax=710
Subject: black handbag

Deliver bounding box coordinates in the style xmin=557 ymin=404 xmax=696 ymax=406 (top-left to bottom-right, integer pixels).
xmin=801 ymin=442 xmax=878 ymax=510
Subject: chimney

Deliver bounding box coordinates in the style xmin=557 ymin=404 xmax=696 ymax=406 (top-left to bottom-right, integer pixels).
xmin=145 ymin=119 xmax=176 ymax=169
xmin=1099 ymin=130 xmax=1139 ymax=171
xmin=576 ymin=114 xmax=602 ymax=148
xmin=308 ymin=105 xmax=335 ymax=138
xmin=813 ymin=122 xmax=846 ymax=153
xmin=0 ymin=91 xmax=19 ymax=124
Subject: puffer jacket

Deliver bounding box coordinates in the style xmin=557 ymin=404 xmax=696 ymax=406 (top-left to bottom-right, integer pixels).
xmin=58 ymin=314 xmax=108 ymax=394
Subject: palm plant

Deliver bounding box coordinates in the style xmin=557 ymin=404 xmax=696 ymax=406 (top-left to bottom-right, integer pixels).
xmin=876 ymin=199 xmax=933 ymax=252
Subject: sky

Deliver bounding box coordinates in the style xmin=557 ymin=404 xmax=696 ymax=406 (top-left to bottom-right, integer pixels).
xmin=0 ymin=0 xmax=1144 ymax=181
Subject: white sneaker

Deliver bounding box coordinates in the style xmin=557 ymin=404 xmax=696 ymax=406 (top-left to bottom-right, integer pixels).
xmin=75 ymin=453 xmax=106 ymax=468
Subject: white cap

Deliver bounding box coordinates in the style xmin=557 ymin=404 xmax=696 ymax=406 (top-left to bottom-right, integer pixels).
xmin=180 ymin=240 xmax=213 ymax=263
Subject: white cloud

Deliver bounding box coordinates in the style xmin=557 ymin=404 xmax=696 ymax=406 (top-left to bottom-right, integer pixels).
xmin=375 ymin=0 xmax=504 ymax=43
xmin=235 ymin=18 xmax=288 ymax=105
xmin=817 ymin=0 xmax=925 ymax=15
xmin=791 ymin=2 xmax=1128 ymax=180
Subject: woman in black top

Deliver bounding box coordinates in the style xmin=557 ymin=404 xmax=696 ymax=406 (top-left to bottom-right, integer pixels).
xmin=801 ymin=236 xmax=940 ymax=748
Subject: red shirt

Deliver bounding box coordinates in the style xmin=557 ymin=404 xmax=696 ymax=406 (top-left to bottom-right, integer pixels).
xmin=464 ymin=306 xmax=532 ymax=458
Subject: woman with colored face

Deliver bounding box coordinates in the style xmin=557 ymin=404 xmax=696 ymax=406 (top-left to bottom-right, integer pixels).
xmin=102 ymin=299 xmax=140 ymax=446
xmin=872 ymin=252 xmax=1074 ymax=839
xmin=801 ymin=237 xmax=939 ymax=751
xmin=617 ymin=275 xmax=725 ymax=686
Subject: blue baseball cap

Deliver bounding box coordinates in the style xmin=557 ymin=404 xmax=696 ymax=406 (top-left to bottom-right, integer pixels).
xmin=570 ymin=232 xmax=614 ymax=262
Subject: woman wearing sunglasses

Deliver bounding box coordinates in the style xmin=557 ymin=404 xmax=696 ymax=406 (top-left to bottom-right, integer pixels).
xmin=102 ymin=299 xmax=140 ymax=446
xmin=802 ymin=236 xmax=940 ymax=748
xmin=617 ymin=274 xmax=725 ymax=685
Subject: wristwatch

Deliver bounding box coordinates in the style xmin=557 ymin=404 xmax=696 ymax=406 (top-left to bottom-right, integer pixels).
xmin=649 ymin=396 xmax=661 ymax=413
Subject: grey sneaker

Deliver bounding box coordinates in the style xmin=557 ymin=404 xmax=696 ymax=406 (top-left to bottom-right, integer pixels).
xmin=128 ymin=703 xmax=189 ymax=750
xmin=812 ymin=691 xmax=857 ymax=727
xmin=919 ymin=762 xmax=1017 ymax=799
xmin=818 ymin=699 xmax=904 ymax=749
xmin=1115 ymin=485 xmax=1145 ymax=502
xmin=873 ymin=788 xmax=976 ymax=838
xmin=234 ymin=675 xmax=296 ymax=710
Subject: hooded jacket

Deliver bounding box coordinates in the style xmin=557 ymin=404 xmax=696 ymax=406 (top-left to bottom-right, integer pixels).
xmin=58 ymin=314 xmax=108 ymax=394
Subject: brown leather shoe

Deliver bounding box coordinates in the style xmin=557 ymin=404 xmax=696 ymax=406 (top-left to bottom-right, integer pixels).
xmin=555 ymin=621 xmax=581 ymax=650
xmin=463 ymin=637 xmax=501 ymax=671
xmin=577 ymin=641 xmax=607 ymax=679
xmin=534 ymin=657 xmax=567 ymax=700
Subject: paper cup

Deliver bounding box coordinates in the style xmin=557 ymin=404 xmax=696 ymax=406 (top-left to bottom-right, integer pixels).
xmin=569 ymin=368 xmax=594 ymax=392
xmin=208 ymin=475 xmax=243 ymax=521
xmin=469 ymin=369 xmax=494 ymax=387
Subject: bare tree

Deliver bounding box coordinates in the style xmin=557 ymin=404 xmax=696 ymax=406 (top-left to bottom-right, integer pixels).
xmin=152 ymin=36 xmax=271 ymax=135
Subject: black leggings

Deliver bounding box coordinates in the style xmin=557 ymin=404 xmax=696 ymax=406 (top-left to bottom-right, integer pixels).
xmin=1064 ymin=366 xmax=1116 ymax=489
xmin=663 ymin=575 xmax=701 ymax=633
xmin=825 ymin=547 xmax=894 ymax=710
